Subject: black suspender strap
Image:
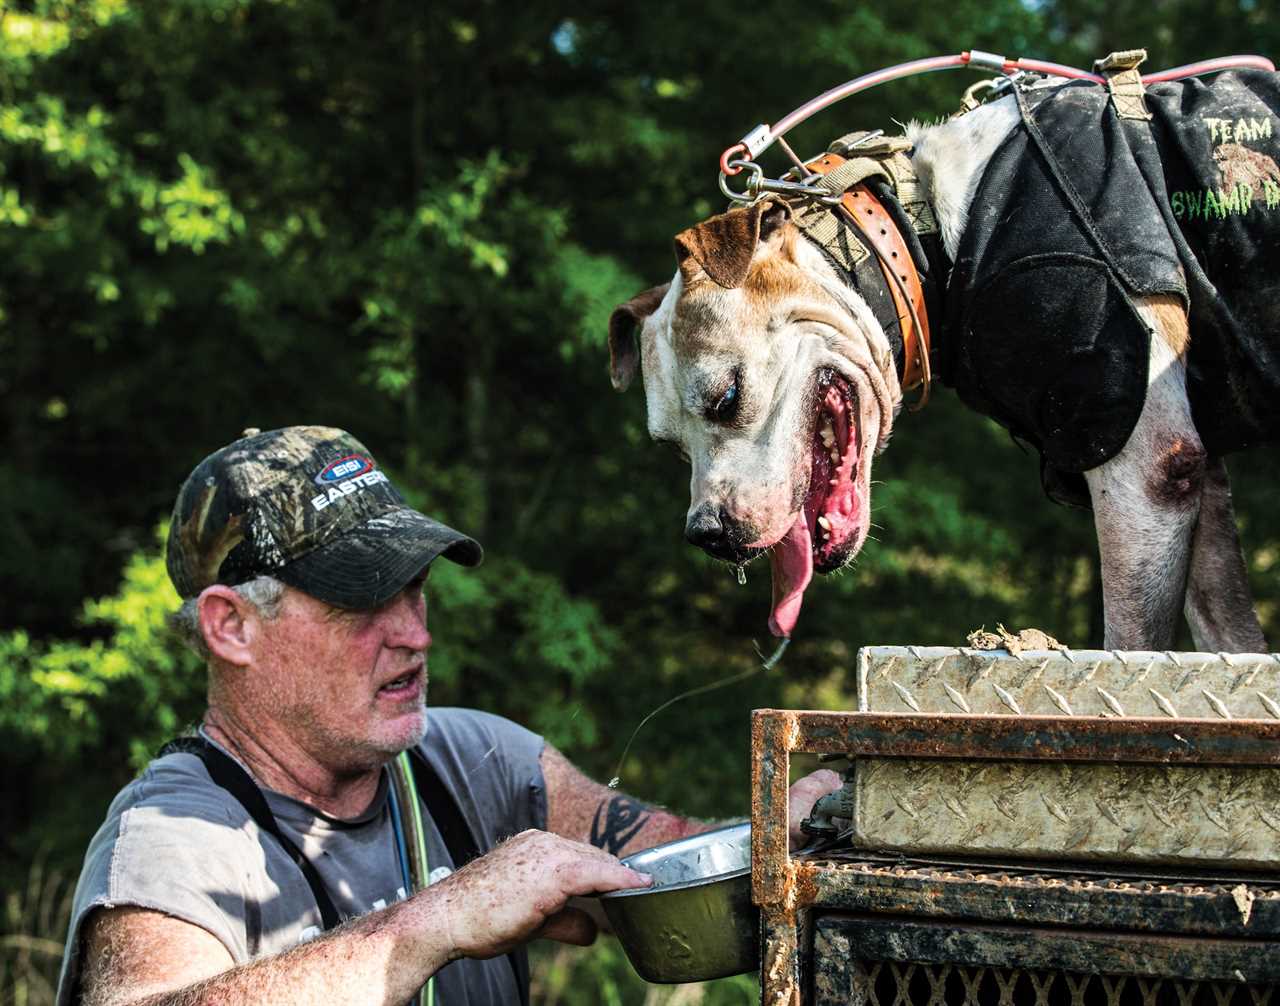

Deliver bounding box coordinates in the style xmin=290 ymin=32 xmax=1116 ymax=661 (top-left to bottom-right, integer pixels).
xmin=405 ymin=748 xmax=478 ymax=866
xmin=406 ymin=749 xmax=530 ymax=1006
xmin=158 ymin=736 xmax=343 ymax=930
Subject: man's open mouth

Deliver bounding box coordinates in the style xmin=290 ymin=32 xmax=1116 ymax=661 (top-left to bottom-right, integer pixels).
xmin=377 ymin=668 xmax=423 ymax=699
xmin=767 ymin=369 xmax=863 ymax=638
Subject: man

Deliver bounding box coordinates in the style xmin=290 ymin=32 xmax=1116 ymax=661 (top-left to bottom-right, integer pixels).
xmin=58 ymin=425 xmax=838 ymax=1005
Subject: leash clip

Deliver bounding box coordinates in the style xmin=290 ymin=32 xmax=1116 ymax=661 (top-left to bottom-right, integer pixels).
xmin=757 ymin=176 xmax=842 ymax=205
xmin=720 ymin=160 xmax=842 ymax=206
xmin=955 ymin=70 xmax=1034 ymax=115
xmin=719 ymin=160 xmax=765 ymax=204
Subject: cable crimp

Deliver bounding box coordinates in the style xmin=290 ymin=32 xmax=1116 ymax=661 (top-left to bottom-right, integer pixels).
xmin=740 ymin=124 xmax=772 ymax=159
xmin=966 ymin=49 xmax=1008 ymax=73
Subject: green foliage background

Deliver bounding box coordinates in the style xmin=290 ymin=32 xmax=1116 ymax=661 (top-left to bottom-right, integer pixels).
xmin=2 ymin=1 xmax=1279 ymax=1002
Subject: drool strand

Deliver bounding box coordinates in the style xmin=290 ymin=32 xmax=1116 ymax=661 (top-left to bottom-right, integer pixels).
xmin=607 ymin=638 xmax=791 ymax=788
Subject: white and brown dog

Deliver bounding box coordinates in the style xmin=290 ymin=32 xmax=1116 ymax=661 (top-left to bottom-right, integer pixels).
xmin=608 ymin=67 xmax=1279 ymax=651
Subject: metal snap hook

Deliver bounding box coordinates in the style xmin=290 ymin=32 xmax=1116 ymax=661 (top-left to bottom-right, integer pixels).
xmin=719 ymin=160 xmax=764 ymax=204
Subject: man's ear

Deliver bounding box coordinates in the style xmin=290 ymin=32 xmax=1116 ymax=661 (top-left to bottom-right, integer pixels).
xmin=673 ymin=199 xmax=791 ymax=289
xmin=608 ymin=283 xmax=669 ymax=392
xmin=198 ymin=585 xmax=256 ymax=667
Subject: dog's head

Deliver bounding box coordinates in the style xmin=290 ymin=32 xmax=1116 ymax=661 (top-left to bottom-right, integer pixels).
xmin=610 ymin=199 xmax=902 ymax=637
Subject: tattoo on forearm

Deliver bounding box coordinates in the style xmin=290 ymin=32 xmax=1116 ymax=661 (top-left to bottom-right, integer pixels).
xmin=590 ymin=795 xmax=651 ymax=854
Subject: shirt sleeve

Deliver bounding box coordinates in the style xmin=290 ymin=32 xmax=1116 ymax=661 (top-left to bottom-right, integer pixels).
xmin=56 ymin=756 xmax=259 ymax=1006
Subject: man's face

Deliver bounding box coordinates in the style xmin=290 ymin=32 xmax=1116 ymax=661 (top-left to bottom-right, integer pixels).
xmin=250 ymin=572 xmax=432 ymax=773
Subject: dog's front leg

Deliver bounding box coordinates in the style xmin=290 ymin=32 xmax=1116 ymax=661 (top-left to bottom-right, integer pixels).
xmin=1087 ymin=462 xmax=1199 ymax=650
xmin=1182 ymin=457 xmax=1267 ymax=652
xmin=1085 ymin=300 xmax=1202 ymax=650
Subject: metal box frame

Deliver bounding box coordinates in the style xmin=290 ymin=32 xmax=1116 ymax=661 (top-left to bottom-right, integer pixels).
xmin=750 ymin=706 xmax=1280 ymax=1005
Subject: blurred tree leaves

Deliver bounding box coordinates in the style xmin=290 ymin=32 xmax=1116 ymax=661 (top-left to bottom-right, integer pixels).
xmin=6 ymin=0 xmax=1280 ymax=871
xmin=4 ymin=1 xmax=1280 ymax=1000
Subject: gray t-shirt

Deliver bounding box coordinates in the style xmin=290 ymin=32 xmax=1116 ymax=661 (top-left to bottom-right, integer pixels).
xmin=57 ymin=708 xmax=547 ymax=1005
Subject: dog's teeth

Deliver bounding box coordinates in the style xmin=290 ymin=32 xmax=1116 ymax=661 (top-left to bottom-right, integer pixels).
xmin=829 ymin=478 xmax=838 ymax=486
xmin=829 ymin=450 xmax=839 ymax=463
xmin=818 ymin=515 xmax=831 ymax=530
xmin=820 ymin=421 xmax=836 ymax=450
xmin=822 ymin=532 xmax=831 ymax=541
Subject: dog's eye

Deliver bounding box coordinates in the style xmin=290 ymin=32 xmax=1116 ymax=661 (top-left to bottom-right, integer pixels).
xmin=710 ymin=380 xmax=740 ymax=423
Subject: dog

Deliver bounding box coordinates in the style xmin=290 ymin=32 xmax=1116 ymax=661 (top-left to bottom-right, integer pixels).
xmin=608 ymin=62 xmax=1278 ymax=652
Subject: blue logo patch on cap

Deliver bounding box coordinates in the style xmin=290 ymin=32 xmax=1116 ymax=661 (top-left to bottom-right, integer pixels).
xmin=315 ymin=455 xmax=375 ymax=486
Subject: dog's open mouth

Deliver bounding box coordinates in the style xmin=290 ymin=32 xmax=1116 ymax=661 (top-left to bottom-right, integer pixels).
xmin=768 ymin=370 xmax=862 ymax=638
xmin=808 ymin=373 xmax=862 ymax=568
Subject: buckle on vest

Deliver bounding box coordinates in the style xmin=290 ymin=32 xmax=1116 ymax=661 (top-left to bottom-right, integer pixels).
xmin=827 ymin=129 xmax=913 ymax=159
xmin=1094 ymin=48 xmax=1153 ymax=121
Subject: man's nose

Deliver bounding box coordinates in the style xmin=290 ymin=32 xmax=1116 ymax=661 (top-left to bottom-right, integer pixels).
xmin=385 ymin=591 xmax=431 ymax=650
xmin=685 ymin=503 xmax=728 ymax=550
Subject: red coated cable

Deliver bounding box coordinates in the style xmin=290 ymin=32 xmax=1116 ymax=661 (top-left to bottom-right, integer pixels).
xmin=719 ymin=51 xmax=1276 ymax=174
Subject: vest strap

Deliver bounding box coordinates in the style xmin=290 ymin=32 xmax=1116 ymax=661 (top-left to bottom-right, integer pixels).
xmin=1096 ymin=48 xmax=1153 ymax=122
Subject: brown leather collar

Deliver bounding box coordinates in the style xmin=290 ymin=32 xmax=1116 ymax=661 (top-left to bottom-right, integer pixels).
xmin=803 ymin=152 xmax=933 ymax=401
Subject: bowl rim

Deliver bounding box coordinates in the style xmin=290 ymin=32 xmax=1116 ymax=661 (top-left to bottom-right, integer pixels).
xmin=598 ymin=863 xmax=751 ymax=900
xmin=597 ymin=821 xmax=751 ymax=901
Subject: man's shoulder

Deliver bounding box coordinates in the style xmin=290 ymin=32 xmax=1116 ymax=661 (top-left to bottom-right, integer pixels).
xmin=420 ymin=707 xmax=544 ymax=761
xmin=104 ymin=746 xmax=256 ymax=833
xmin=416 ymin=708 xmax=548 ymax=839
xmin=414 ymin=706 xmax=545 ymax=778
xmin=61 ymin=747 xmax=271 ymax=1001
xmin=73 ymin=747 xmax=263 ymax=937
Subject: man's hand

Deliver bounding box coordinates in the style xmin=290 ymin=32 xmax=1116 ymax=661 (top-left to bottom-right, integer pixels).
xmin=434 ymin=829 xmax=651 ymax=959
xmin=787 ymin=769 xmax=843 ymax=849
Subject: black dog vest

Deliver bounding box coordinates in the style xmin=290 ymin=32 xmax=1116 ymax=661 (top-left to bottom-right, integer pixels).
xmin=940 ymin=70 xmax=1280 ymax=505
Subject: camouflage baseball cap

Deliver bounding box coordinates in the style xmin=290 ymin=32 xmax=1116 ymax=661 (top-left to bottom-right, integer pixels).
xmin=166 ymin=426 xmax=482 ymax=608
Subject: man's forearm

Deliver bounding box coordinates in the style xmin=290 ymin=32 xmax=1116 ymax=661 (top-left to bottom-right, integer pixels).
xmin=588 ymin=791 xmax=736 ymax=860
xmin=539 ymin=745 xmax=739 ymax=860
xmin=541 ymin=745 xmax=842 ymax=863
xmin=87 ymin=892 xmax=454 ymax=1006
xmin=84 ymin=828 xmax=648 ymax=1006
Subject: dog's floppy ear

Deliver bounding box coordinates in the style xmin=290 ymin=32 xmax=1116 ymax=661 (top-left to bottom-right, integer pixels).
xmin=673 ymin=200 xmax=791 ymax=289
xmin=608 ymin=283 xmax=670 ymax=391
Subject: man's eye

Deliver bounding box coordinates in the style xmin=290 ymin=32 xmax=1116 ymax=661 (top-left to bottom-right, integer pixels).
xmin=710 ymin=380 xmax=739 ymax=422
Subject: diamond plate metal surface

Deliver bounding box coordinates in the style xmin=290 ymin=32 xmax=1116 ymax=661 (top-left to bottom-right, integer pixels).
xmin=857 ymin=647 xmax=1280 ymax=720
xmin=846 ymin=648 xmax=1280 ymax=868
xmin=850 ymin=759 xmax=1280 ymax=869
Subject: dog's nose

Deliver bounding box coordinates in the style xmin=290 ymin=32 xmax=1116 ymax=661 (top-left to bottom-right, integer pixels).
xmin=685 ymin=505 xmax=728 ymax=550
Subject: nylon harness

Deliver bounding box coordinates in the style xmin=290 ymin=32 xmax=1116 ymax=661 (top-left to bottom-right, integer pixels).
xmin=783 ymin=131 xmax=947 ymax=410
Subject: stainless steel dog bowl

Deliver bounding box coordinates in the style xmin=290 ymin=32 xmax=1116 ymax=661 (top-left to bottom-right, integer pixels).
xmin=599 ymin=822 xmax=757 ymax=983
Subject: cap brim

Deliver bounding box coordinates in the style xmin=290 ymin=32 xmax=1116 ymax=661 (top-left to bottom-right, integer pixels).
xmin=274 ymin=507 xmax=482 ymax=610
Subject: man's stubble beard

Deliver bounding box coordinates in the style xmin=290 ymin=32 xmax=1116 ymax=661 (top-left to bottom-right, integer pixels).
xmin=268 ymin=675 xmax=429 ymax=775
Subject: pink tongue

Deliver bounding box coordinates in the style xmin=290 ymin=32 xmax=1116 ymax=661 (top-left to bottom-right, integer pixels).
xmin=767 ymin=512 xmax=814 ymax=638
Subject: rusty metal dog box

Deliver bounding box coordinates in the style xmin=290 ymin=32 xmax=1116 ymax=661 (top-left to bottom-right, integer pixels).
xmin=750 ymin=646 xmax=1280 ymax=1005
